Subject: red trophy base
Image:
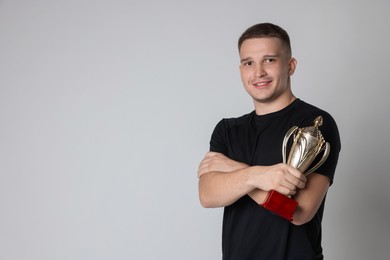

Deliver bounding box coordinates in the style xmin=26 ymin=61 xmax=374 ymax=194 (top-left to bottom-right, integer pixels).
xmin=261 ymin=190 xmax=298 ymax=221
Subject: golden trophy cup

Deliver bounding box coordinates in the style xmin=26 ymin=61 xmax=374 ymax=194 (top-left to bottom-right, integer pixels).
xmin=262 ymin=116 xmax=330 ymax=221
xmin=283 ymin=116 xmax=330 ymax=176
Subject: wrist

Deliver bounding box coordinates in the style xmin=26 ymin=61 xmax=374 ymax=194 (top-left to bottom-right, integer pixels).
xmin=245 ymin=166 xmax=263 ymax=190
xmin=234 ymin=161 xmax=249 ymax=171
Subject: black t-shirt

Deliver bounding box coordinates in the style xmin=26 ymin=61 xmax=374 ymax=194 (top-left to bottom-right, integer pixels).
xmin=209 ymin=99 xmax=341 ymax=260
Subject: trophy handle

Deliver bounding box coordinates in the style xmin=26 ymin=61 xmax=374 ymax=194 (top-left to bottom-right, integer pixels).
xmin=304 ymin=142 xmax=331 ymax=176
xmin=282 ymin=126 xmax=298 ymax=164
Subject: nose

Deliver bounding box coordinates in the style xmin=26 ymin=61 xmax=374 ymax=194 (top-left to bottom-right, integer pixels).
xmin=253 ymin=64 xmax=266 ymax=77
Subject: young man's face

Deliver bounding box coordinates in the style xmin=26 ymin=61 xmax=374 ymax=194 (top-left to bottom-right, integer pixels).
xmin=239 ymin=37 xmax=297 ymax=108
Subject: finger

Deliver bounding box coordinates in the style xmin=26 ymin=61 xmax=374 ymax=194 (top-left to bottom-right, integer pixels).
xmin=280 ymin=180 xmax=297 ymax=193
xmin=287 ymin=167 xmax=306 ymax=183
xmin=198 ymin=164 xmax=209 ymax=178
xmin=198 ymin=159 xmax=208 ymax=176
xmin=205 ymin=151 xmax=218 ymax=158
xmin=284 ymin=173 xmax=305 ymax=189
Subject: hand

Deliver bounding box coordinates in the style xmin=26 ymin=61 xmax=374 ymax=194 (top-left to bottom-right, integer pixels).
xmin=251 ymin=163 xmax=306 ymax=196
xmin=198 ymin=152 xmax=248 ymax=178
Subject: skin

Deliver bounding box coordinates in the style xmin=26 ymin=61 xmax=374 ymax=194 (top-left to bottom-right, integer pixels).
xmin=239 ymin=37 xmax=297 ymax=115
xmin=198 ymin=37 xmax=330 ymax=225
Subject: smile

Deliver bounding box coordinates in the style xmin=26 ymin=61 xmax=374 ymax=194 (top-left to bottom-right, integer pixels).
xmin=253 ymin=80 xmax=272 ymax=87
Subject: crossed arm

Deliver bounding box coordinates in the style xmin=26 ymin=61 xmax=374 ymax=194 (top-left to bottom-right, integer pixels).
xmin=198 ymin=152 xmax=330 ymax=225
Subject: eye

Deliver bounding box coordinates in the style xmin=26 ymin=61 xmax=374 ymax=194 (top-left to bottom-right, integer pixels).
xmin=265 ymin=58 xmax=276 ymax=63
xmin=243 ymin=61 xmax=253 ymax=66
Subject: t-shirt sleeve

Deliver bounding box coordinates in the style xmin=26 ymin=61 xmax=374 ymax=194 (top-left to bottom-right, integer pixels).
xmin=309 ymin=113 xmax=341 ymax=185
xmin=209 ymin=119 xmax=229 ymax=156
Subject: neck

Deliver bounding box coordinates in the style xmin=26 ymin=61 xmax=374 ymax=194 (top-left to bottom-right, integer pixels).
xmin=254 ymin=94 xmax=296 ymax=115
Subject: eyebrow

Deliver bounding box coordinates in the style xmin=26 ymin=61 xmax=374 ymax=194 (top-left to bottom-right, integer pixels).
xmin=240 ymin=57 xmax=253 ymax=63
xmin=264 ymin=54 xmax=280 ymax=59
xmin=240 ymin=54 xmax=280 ymax=63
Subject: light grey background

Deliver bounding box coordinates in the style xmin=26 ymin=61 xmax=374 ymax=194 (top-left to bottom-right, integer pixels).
xmin=1 ymin=0 xmax=389 ymax=259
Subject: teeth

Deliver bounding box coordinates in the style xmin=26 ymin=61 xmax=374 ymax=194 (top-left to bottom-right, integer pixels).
xmin=254 ymin=81 xmax=271 ymax=86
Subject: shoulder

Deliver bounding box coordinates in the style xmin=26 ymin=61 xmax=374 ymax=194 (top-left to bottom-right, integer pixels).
xmin=293 ymin=99 xmax=338 ymax=129
xmin=209 ymin=111 xmax=255 ymax=154
xmin=293 ymin=100 xmax=341 ymax=184
xmin=292 ymin=99 xmax=341 ymax=155
xmin=215 ymin=111 xmax=255 ymax=130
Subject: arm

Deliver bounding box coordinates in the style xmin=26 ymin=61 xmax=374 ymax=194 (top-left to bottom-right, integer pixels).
xmin=198 ymin=166 xmax=255 ymax=208
xmin=198 ymin=152 xmax=270 ymax=206
xmin=198 ymin=152 xmax=330 ymax=225
xmin=198 ymin=152 xmax=305 ymax=208
xmin=291 ymin=173 xmax=330 ymax=225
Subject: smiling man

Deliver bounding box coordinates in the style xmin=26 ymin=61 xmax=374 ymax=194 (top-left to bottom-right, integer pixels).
xmin=198 ymin=23 xmax=341 ymax=260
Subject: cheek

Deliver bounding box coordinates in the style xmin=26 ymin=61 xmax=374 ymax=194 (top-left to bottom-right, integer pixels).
xmin=273 ymin=66 xmax=289 ymax=79
xmin=240 ymin=70 xmax=251 ymax=82
xmin=239 ymin=71 xmax=246 ymax=82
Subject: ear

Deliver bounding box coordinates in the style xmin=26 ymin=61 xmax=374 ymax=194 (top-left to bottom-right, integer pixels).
xmin=288 ymin=58 xmax=297 ymax=76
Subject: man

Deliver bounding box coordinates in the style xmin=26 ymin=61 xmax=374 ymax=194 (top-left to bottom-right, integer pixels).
xmin=198 ymin=23 xmax=341 ymax=259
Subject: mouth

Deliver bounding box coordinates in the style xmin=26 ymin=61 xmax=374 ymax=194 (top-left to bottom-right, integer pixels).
xmin=252 ymin=80 xmax=272 ymax=88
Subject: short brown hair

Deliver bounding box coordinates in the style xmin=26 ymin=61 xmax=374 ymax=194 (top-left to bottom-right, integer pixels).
xmin=238 ymin=23 xmax=292 ymax=57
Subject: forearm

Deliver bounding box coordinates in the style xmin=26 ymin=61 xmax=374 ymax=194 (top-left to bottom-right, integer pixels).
xmin=197 ymin=152 xmax=306 ymax=209
xmin=198 ymin=167 xmax=255 ymax=208
xmin=291 ymin=173 xmax=330 ymax=225
xmin=248 ymin=189 xmax=269 ymax=205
